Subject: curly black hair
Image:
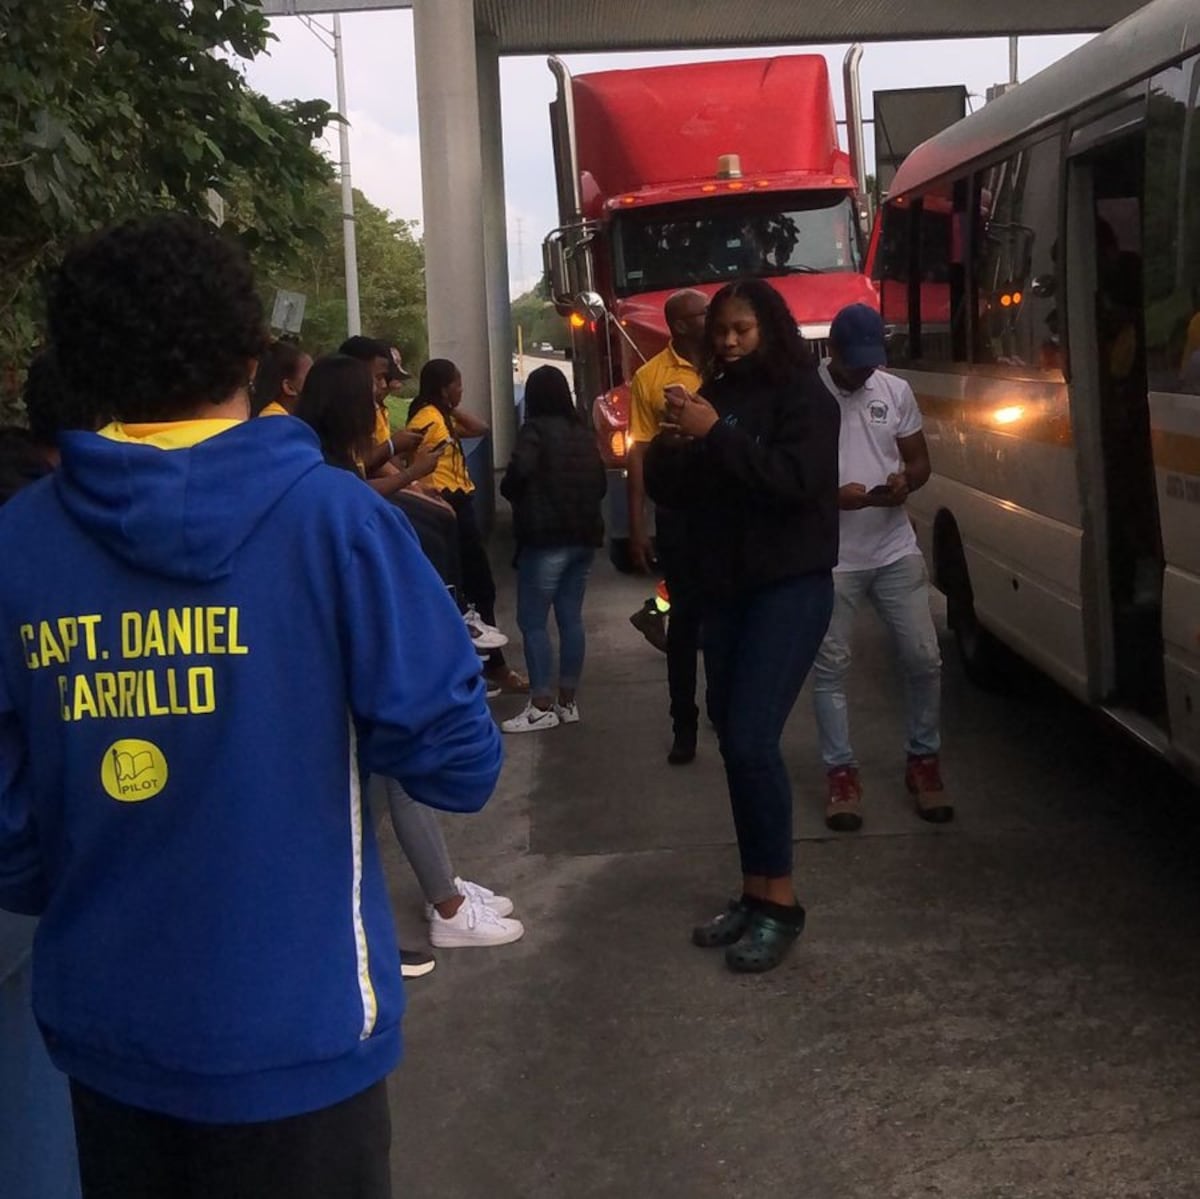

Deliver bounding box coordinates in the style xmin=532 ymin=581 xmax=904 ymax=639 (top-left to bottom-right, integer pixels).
xmin=22 ymin=349 xmax=101 ymax=444
xmin=704 ymin=278 xmax=813 ymax=383
xmin=47 ymin=213 xmax=266 ymax=422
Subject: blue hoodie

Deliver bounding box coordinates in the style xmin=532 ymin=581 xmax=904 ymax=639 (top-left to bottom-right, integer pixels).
xmin=0 ymin=416 xmax=502 ymax=1123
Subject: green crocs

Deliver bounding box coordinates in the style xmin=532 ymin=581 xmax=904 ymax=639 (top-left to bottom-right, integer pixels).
xmin=692 ymin=898 xmax=753 ymax=948
xmin=724 ymin=905 xmax=806 ymax=974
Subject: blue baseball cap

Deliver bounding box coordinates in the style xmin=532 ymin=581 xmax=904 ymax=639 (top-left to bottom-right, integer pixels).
xmin=830 ymin=303 xmax=887 ymax=370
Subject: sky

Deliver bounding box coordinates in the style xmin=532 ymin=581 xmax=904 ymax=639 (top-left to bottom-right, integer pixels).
xmin=243 ymin=12 xmax=1092 ymax=297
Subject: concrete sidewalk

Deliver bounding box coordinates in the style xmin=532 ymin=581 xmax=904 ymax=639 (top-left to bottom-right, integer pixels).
xmin=382 ymin=549 xmax=1200 ymax=1199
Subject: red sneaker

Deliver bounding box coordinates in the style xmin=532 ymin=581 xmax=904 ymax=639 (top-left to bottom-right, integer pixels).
xmin=825 ymin=766 xmax=863 ymax=832
xmin=906 ymin=754 xmax=953 ymax=823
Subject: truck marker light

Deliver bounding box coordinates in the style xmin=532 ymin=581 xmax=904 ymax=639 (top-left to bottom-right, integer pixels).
xmin=569 ymin=312 xmax=587 ymax=329
xmin=610 ymin=432 xmax=627 ymax=459
xmin=756 ymin=180 xmax=771 ymax=187
xmin=728 ymin=181 xmax=745 ymax=190
xmin=1012 ymin=291 xmax=1023 ymax=305
xmin=621 ymin=196 xmax=635 ymax=205
xmin=702 ymin=184 xmax=717 ymax=193
xmin=992 ymin=405 xmax=1025 ymax=426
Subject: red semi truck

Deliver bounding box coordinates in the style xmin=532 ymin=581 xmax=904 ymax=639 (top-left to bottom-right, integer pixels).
xmin=543 ymin=50 xmax=879 ymax=570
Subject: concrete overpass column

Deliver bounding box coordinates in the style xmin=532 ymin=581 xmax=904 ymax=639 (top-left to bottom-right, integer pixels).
xmin=412 ymin=0 xmax=495 ymax=515
xmin=477 ymin=33 xmax=517 ymax=472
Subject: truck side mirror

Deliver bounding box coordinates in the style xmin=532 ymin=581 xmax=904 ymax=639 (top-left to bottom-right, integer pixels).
xmin=1030 ymin=274 xmax=1056 ymax=299
xmin=543 ymin=234 xmax=571 ymax=306
xmin=577 ymin=290 xmax=607 ymax=321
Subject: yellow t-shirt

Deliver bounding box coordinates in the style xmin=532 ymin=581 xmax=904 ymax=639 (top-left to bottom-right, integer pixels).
xmin=629 ymin=343 xmax=703 ymax=444
xmin=407 ymin=405 xmax=473 ymax=494
xmin=258 ymin=401 xmax=289 ymax=418
xmin=373 ymin=403 xmax=391 ymax=448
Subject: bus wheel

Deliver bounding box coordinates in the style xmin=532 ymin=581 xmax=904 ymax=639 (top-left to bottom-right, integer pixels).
xmin=938 ymin=524 xmax=1013 ymax=692
xmin=951 ymin=599 xmax=1013 ymax=692
xmin=609 ymin=537 xmax=634 ymax=574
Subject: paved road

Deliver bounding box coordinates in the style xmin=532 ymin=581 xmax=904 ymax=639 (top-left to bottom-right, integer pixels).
xmin=382 ymin=542 xmax=1200 ymax=1199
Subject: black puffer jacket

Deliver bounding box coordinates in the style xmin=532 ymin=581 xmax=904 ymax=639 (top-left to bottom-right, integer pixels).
xmin=500 ymin=415 xmax=607 ymax=549
xmin=643 ymin=355 xmax=839 ymax=600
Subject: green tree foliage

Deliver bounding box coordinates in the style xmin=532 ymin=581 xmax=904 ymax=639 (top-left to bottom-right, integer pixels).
xmin=252 ymin=183 xmax=427 ymax=362
xmin=511 ymin=279 xmax=568 ymax=351
xmin=0 ymin=0 xmax=334 ymax=410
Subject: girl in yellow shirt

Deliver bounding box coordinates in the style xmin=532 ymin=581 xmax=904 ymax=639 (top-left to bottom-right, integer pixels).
xmin=408 ymin=360 xmax=526 ymax=694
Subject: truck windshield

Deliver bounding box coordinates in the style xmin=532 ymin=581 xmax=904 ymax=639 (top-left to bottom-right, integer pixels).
xmin=612 ymin=191 xmax=861 ymax=296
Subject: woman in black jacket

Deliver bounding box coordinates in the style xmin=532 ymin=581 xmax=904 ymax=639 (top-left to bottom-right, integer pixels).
xmin=645 ymin=279 xmax=839 ymax=974
xmin=499 ymin=366 xmax=606 ymax=734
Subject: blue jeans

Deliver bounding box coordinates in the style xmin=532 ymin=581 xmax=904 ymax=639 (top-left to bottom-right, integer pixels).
xmin=516 ymin=546 xmax=595 ymax=702
xmin=703 ymin=573 xmax=835 ymax=879
xmin=812 ymin=553 xmax=942 ymax=768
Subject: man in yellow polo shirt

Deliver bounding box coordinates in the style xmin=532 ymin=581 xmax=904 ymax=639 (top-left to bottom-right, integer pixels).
xmin=627 ymin=289 xmax=708 ymax=764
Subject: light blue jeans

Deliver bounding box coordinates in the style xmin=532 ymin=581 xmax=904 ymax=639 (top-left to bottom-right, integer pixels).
xmin=812 ymin=553 xmax=942 ymax=768
xmin=516 ymin=546 xmax=594 ymax=702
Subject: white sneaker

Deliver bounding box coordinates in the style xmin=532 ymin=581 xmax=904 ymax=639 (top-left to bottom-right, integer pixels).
xmin=429 ymin=893 xmax=525 ymax=948
xmin=501 ymin=703 xmax=560 ymax=734
xmin=554 ymin=701 xmax=580 ymax=725
xmin=485 ymin=682 xmax=502 ymax=699
xmin=464 ymin=605 xmax=508 ymax=650
xmin=425 ymin=877 xmax=514 ymax=922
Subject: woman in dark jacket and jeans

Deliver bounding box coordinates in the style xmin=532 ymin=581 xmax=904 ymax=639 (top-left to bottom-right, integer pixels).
xmin=499 ymin=366 xmax=606 ymax=733
xmin=645 ymin=279 xmax=840 ymax=974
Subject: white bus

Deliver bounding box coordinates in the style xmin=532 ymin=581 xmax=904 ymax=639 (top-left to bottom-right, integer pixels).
xmin=871 ymin=0 xmax=1200 ymax=779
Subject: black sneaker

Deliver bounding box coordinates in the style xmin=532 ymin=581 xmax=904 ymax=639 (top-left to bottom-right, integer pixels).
xmin=400 ymin=949 xmax=436 ymax=979
xmin=667 ymin=727 xmax=697 ymax=765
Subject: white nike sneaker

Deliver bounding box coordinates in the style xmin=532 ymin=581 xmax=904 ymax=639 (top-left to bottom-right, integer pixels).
xmin=554 ymin=701 xmax=580 ymax=725
xmin=501 ymin=703 xmax=560 ymax=734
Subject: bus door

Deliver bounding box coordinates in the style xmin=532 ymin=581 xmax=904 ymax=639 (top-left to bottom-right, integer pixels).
xmin=1066 ymin=124 xmax=1167 ymax=723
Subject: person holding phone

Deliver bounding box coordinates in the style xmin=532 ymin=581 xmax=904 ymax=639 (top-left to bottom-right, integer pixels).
xmin=811 ymin=303 xmax=950 ymax=833
xmin=644 ymin=279 xmax=839 ymax=974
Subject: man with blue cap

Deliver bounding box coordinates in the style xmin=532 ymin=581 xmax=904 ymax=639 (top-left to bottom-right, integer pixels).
xmin=811 ymin=303 xmax=951 ymax=831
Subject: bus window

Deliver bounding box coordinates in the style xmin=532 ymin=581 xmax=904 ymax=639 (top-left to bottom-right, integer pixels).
xmin=877 ymin=200 xmax=913 ymax=363
xmin=914 ymin=177 xmax=969 ymax=365
xmin=1144 ymin=54 xmax=1200 ymax=393
xmin=973 ymin=138 xmax=1061 ymax=374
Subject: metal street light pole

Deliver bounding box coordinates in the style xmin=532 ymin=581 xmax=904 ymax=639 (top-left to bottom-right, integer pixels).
xmin=299 ymin=13 xmax=361 ymax=338
xmin=333 ymin=14 xmax=362 ymax=336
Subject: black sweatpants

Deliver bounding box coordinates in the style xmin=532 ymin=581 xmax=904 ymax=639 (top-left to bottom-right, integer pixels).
xmin=70 ymin=1079 xmax=392 ymax=1199
xmin=655 ymin=506 xmax=702 ymax=733
xmin=391 ymin=491 xmax=463 ymax=604
xmin=442 ymin=488 xmax=506 ymax=667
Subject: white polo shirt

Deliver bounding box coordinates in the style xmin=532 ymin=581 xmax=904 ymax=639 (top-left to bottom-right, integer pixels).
xmin=819 ymin=361 xmax=922 ymax=572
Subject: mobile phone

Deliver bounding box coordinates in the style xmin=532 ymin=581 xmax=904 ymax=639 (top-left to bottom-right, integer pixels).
xmin=663 ymin=384 xmax=691 ymax=404
xmin=429 ymin=438 xmax=449 ymax=452
xmin=868 ymin=484 xmax=892 ymax=496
